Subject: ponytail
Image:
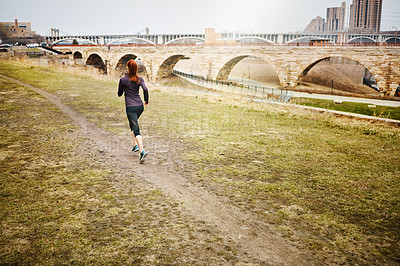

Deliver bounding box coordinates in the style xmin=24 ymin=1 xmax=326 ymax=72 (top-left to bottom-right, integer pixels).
xmin=127 ymin=59 xmax=140 ymax=83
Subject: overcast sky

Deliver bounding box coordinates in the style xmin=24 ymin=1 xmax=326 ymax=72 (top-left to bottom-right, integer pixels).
xmin=1 ymin=0 xmax=399 ymax=35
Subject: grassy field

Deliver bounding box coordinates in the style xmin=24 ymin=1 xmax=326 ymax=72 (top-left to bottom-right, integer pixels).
xmin=1 ymin=59 xmax=399 ymax=264
xmin=0 ymin=63 xmax=238 ymax=264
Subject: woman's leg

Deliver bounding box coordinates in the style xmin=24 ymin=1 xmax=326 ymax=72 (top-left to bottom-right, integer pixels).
xmin=127 ymin=106 xmax=145 ymax=157
xmin=131 ymin=120 xmax=144 ymax=153
xmin=131 ymin=132 xmax=143 ymax=152
xmin=131 ymin=132 xmax=139 ymax=152
xmin=135 ymin=135 xmax=144 ymax=153
xmin=131 ymin=132 xmax=138 ymax=146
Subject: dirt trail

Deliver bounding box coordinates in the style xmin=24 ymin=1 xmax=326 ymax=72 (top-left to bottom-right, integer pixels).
xmin=1 ymin=74 xmax=313 ymax=265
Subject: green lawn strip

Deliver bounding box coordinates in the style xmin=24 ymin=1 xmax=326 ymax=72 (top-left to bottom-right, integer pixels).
xmin=292 ymin=97 xmax=400 ymax=120
xmin=0 ymin=76 xmax=237 ymax=264
xmin=1 ymin=60 xmax=399 ymax=263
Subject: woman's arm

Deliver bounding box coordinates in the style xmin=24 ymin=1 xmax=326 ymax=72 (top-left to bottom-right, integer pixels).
xmin=117 ymin=79 xmax=124 ymax=97
xmin=140 ymin=78 xmax=149 ymax=104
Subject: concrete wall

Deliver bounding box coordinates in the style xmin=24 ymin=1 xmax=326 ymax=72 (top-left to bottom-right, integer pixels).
xmin=56 ymin=45 xmax=400 ymax=96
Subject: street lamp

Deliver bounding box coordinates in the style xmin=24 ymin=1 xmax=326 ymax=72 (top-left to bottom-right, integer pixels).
xmin=247 ymin=66 xmax=250 ymax=79
xmin=393 ymin=27 xmax=398 ymax=46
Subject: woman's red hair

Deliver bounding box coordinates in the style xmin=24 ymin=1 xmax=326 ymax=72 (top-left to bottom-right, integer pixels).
xmin=127 ymin=59 xmax=140 ymax=83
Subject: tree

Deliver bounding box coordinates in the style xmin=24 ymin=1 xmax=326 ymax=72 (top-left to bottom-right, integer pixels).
xmin=72 ymin=39 xmax=79 ymax=45
xmin=32 ymin=34 xmax=45 ymax=44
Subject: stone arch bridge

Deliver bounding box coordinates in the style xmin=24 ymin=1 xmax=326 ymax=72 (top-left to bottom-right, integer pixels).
xmin=58 ymin=45 xmax=400 ymax=96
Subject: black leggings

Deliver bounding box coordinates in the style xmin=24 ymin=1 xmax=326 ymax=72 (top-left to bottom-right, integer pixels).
xmin=126 ymin=105 xmax=144 ymax=136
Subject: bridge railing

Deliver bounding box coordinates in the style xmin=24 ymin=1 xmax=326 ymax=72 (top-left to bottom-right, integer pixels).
xmin=50 ymin=42 xmax=400 ymax=48
xmin=172 ymin=70 xmax=293 ymax=102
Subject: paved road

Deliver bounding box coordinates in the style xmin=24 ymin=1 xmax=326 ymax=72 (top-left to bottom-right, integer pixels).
xmin=230 ymin=77 xmax=400 ymax=107
xmin=291 ymin=91 xmax=400 ymax=107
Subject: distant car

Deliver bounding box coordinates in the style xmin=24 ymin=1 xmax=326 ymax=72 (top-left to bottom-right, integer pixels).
xmin=26 ymin=43 xmax=39 ymax=48
xmin=0 ymin=44 xmax=12 ymax=52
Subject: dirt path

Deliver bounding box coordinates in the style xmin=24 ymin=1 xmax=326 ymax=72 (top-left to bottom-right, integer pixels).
xmin=1 ymin=74 xmax=313 ymax=265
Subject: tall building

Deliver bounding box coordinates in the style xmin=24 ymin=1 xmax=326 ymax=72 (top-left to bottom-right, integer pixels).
xmin=304 ymin=16 xmax=326 ymax=33
xmin=304 ymin=2 xmax=346 ymax=33
xmin=326 ymin=2 xmax=346 ymax=32
xmin=349 ymin=0 xmax=382 ymax=33
xmin=0 ymin=19 xmax=36 ymax=38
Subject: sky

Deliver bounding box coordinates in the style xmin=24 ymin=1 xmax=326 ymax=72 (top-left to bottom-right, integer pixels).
xmin=1 ymin=0 xmax=399 ymax=36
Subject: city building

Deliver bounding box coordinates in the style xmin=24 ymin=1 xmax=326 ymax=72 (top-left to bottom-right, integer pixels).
xmin=0 ymin=19 xmax=36 ymax=38
xmin=326 ymin=2 xmax=346 ymax=32
xmin=304 ymin=16 xmax=326 ymax=33
xmin=349 ymin=0 xmax=382 ymax=33
xmin=304 ymin=2 xmax=346 ymax=33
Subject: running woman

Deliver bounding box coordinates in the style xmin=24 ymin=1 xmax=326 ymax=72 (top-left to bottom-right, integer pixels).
xmin=118 ymin=59 xmax=149 ymax=163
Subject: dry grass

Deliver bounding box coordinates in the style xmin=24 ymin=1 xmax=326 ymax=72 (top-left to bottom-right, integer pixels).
xmin=0 ymin=62 xmax=239 ymax=265
xmin=150 ymin=79 xmax=400 ymax=265
xmin=1 ymin=58 xmax=400 ymax=265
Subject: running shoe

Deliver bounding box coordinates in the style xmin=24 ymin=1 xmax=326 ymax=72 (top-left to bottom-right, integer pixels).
xmin=132 ymin=145 xmax=139 ymax=152
xmin=139 ymin=150 xmax=147 ymax=164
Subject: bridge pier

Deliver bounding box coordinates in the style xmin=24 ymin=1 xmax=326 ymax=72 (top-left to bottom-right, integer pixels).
xmin=374 ymin=63 xmax=400 ymax=96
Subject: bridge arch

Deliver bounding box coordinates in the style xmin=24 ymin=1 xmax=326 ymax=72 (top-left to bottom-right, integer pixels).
xmin=297 ymin=56 xmax=380 ymax=94
xmin=165 ymin=37 xmax=205 ymax=45
xmin=217 ymin=56 xmax=249 ymax=81
xmin=238 ymin=36 xmax=274 ymax=44
xmin=115 ymin=54 xmax=149 ymax=78
xmin=86 ymin=53 xmax=107 ymax=74
xmin=52 ymin=38 xmax=98 ymax=45
xmin=73 ymin=51 xmax=83 ymax=59
xmin=73 ymin=51 xmax=83 ymax=65
xmin=107 ymin=37 xmax=155 ymax=45
xmin=383 ymin=37 xmax=400 ymax=44
xmin=216 ymin=55 xmax=281 ymax=86
xmin=298 ymin=57 xmax=329 ymax=78
xmin=116 ymin=54 xmax=137 ymax=73
xmin=156 ymin=54 xmax=192 ymax=79
xmin=347 ymin=36 xmax=377 ymax=44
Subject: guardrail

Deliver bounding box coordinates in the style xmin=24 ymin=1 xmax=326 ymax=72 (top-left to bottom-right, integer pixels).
xmin=40 ymin=45 xmax=63 ymax=55
xmin=172 ymin=70 xmax=293 ymax=103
